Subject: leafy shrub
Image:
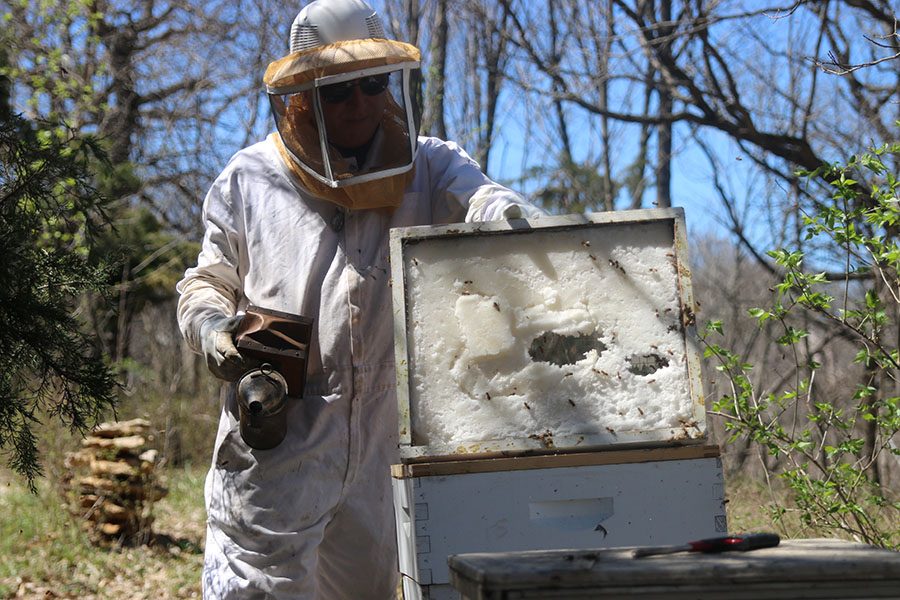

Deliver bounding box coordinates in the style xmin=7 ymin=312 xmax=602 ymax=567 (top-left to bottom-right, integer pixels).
xmin=704 ymin=139 xmax=900 ymax=548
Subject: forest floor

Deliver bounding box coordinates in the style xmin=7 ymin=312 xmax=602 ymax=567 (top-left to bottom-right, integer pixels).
xmin=0 ymin=465 xmax=824 ymax=599
xmin=0 ymin=467 xmax=206 ymax=599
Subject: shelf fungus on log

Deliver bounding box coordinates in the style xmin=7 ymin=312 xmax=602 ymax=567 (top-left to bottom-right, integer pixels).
xmin=62 ymin=418 xmax=168 ymax=546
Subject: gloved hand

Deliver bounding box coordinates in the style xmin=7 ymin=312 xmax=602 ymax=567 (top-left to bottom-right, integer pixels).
xmin=200 ymin=314 xmax=258 ymax=381
xmin=501 ymin=204 xmax=525 ymax=219
xmin=501 ymin=202 xmax=543 ymax=220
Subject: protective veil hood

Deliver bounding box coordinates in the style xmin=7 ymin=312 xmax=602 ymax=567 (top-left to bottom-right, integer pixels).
xmin=264 ymin=0 xmax=421 ymax=210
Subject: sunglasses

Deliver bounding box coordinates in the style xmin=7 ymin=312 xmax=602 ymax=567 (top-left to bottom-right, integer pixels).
xmin=319 ymin=74 xmax=390 ymax=104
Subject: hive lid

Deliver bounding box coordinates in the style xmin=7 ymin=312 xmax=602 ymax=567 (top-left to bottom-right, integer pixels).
xmin=390 ymin=208 xmax=706 ymax=461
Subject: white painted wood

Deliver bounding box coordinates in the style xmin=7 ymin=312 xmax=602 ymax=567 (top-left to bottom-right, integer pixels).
xmin=393 ymin=455 xmax=726 ymax=597
xmin=390 ymin=208 xmax=707 ymax=461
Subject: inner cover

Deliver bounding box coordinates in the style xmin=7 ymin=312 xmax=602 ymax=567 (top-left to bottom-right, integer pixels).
xmin=400 ymin=216 xmax=702 ymax=450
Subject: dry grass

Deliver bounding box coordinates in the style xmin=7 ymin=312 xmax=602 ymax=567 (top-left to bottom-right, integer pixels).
xmin=725 ymin=473 xmax=899 ymax=547
xmin=0 ymin=466 xmax=206 ymax=599
xmin=724 ymin=475 xmax=809 ymax=536
xmin=3 ymin=463 xmax=887 ymax=598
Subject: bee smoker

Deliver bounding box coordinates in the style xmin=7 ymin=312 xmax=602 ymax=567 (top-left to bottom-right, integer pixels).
xmin=234 ymin=306 xmax=314 ymax=450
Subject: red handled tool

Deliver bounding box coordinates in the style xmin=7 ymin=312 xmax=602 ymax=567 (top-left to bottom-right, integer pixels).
xmin=632 ymin=533 xmax=780 ymax=558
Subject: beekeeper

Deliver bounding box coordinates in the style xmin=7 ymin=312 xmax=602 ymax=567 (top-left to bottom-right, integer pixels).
xmin=176 ymin=0 xmax=540 ymax=598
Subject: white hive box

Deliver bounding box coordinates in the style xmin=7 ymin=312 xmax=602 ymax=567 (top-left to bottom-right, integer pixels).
xmin=390 ymin=208 xmax=705 ymax=460
xmin=389 ymin=209 xmax=724 ymax=599
xmin=392 ymin=447 xmax=727 ymax=600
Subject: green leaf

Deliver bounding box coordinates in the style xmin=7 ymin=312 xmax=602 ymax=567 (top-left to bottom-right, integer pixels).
xmin=705 ymin=320 xmax=723 ymax=335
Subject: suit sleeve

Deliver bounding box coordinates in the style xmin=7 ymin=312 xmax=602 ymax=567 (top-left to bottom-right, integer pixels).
xmin=420 ymin=138 xmax=545 ymax=223
xmin=176 ymin=171 xmax=245 ymax=353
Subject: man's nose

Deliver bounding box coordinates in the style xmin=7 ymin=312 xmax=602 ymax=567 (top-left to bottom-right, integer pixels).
xmin=345 ymin=84 xmax=366 ymax=108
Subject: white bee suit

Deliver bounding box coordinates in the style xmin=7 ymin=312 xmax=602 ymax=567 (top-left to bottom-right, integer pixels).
xmin=177 ymin=134 xmax=541 ymax=599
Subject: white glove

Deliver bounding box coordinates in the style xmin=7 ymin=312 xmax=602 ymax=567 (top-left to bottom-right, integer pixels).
xmin=200 ymin=314 xmax=257 ymax=381
xmin=501 ymin=200 xmax=544 ymax=220
xmin=467 ymin=185 xmax=544 ymax=221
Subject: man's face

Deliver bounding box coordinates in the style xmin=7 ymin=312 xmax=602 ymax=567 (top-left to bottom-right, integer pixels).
xmin=319 ymin=74 xmax=389 ymax=150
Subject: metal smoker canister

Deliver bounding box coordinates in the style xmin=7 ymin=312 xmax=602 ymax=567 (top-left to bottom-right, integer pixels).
xmin=237 ymin=366 xmax=289 ymax=450
xmin=234 ymin=306 xmax=314 ymax=450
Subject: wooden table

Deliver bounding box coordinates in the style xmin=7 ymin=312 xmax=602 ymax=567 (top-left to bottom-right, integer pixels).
xmin=449 ymin=539 xmax=900 ymax=599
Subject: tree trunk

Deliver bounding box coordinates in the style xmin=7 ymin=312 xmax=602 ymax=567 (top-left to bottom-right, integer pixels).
xmin=404 ymin=0 xmax=424 ymax=131
xmin=654 ymin=0 xmax=672 ymax=208
xmin=422 ymin=0 xmax=448 ymax=139
xmin=549 ymin=0 xmax=572 ymax=167
xmin=95 ymin=23 xmax=139 ymax=165
xmin=478 ymin=2 xmax=511 ymax=174
xmin=599 ymin=0 xmax=614 ymax=211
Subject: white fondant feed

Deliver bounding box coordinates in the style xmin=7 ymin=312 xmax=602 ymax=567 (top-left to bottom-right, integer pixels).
xmin=403 ymin=221 xmax=694 ymax=447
